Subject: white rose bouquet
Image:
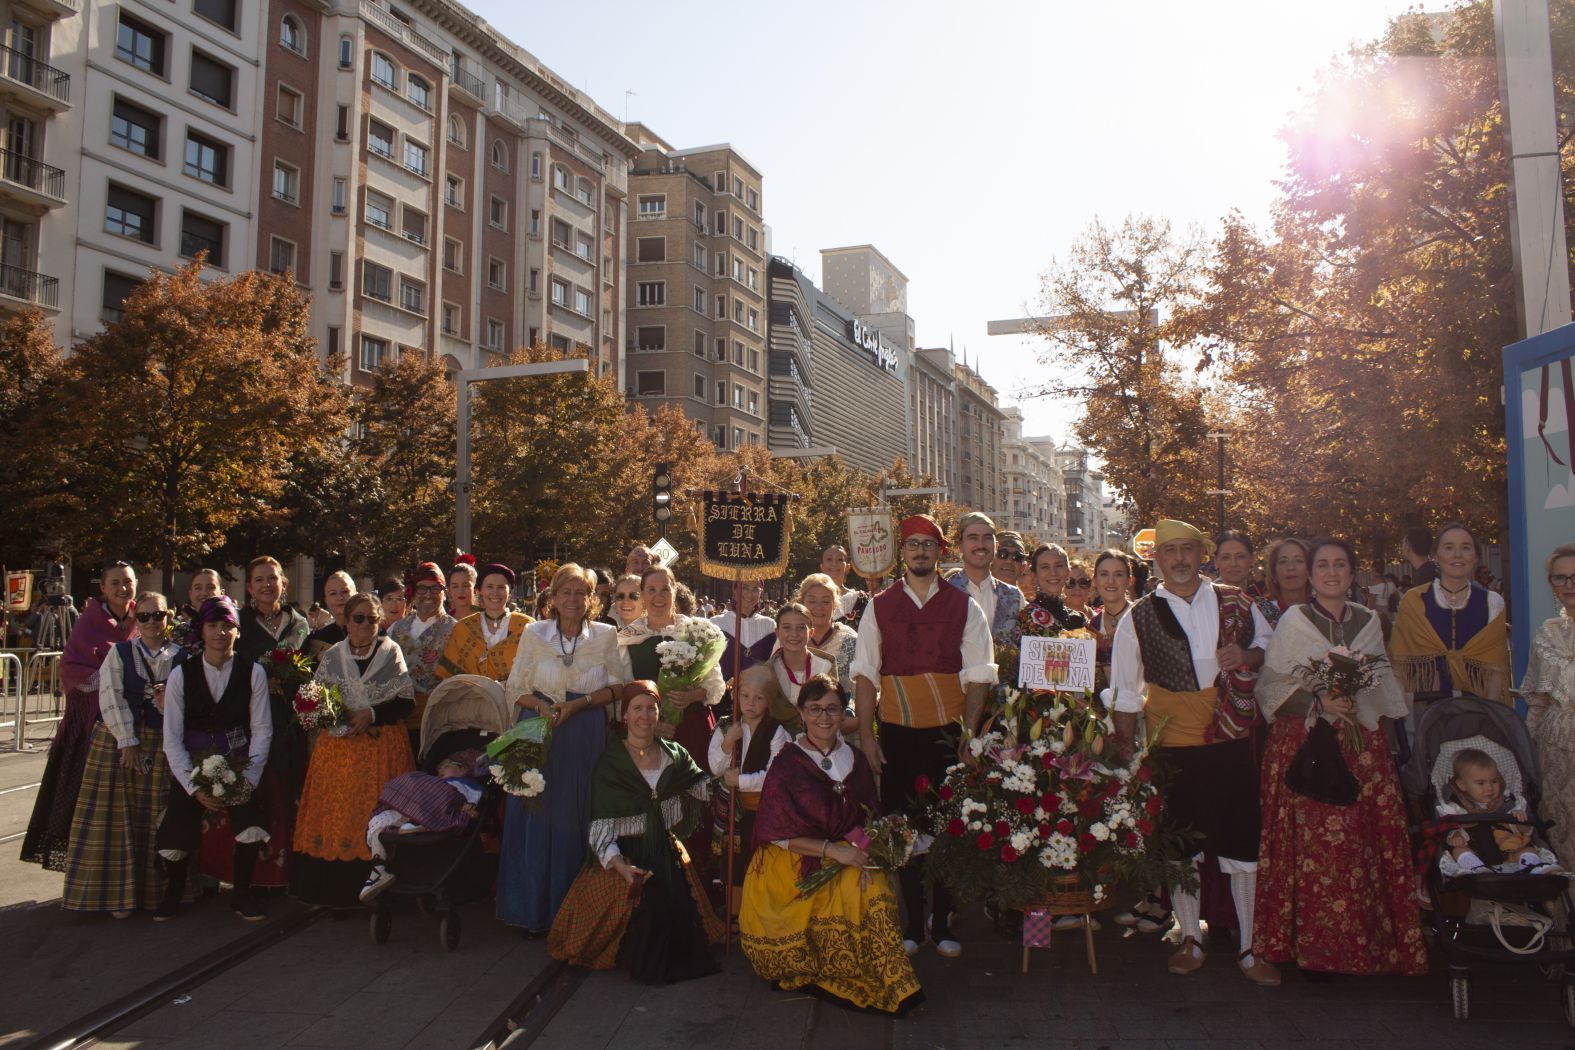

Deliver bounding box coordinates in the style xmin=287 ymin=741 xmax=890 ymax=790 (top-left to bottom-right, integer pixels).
xmin=653 ymin=618 xmax=726 ymax=725
xmin=189 ymin=750 xmax=252 ymax=806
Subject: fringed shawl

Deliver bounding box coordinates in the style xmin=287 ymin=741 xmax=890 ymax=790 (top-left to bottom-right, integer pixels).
xmin=62 ymin=598 xmax=134 ymax=695
xmin=314 ymin=637 xmax=414 ymax=711
xmin=588 ymin=738 xmax=707 ymax=894
xmin=1257 ymin=603 xmax=1407 ymax=730
xmin=751 ymin=743 xmax=878 ymax=880
xmin=1390 ymin=586 xmax=1509 ymax=700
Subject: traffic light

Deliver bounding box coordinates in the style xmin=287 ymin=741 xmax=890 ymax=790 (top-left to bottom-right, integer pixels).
xmin=652 ymin=463 xmax=673 ymax=534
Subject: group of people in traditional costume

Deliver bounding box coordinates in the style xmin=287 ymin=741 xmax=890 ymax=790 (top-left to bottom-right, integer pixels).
xmin=27 ymin=500 xmax=1575 ymax=1019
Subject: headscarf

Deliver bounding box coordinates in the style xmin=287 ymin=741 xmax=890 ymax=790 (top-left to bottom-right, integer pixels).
xmin=1154 ymin=518 xmax=1215 ymax=558
xmin=187 ymin=594 xmax=240 ymax=648
xmin=899 ymin=514 xmax=948 ymax=554
xmin=477 ymin=562 xmax=516 ymax=587
xmin=406 ymin=562 xmax=445 ymax=599
xmin=620 ymin=679 xmax=660 ymax=715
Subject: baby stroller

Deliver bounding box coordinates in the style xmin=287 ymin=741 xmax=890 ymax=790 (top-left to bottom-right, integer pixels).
xmin=1400 ymin=695 xmax=1575 ymax=1024
xmin=367 ymin=674 xmax=512 ymax=952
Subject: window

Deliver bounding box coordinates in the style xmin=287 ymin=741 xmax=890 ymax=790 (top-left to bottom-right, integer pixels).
xmin=179 ymin=211 xmax=225 ymax=265
xmin=279 ymin=15 xmax=304 ymax=54
xmin=732 ymin=257 xmax=743 ymax=281
xmin=573 ymin=287 xmax=592 ymax=315
xmin=637 ymin=194 xmax=665 ymax=216
xmin=550 ymin=218 xmax=571 ymax=248
xmin=747 ymin=308 xmax=759 ymax=332
xmin=733 ymin=176 xmax=744 ymax=198
xmin=528 ymin=268 xmax=539 ymax=294
xmin=733 ymin=427 xmax=743 ymax=449
xmin=117 ymin=13 xmax=166 ymax=75
xmin=487 ymin=257 xmax=505 ymax=289
xmin=530 ymin=153 xmax=541 ymax=180
xmin=693 ymin=287 xmax=706 ymax=313
xmin=529 ymin=209 xmax=540 ymax=237
xmin=733 ymin=340 xmax=744 ymax=365
xmin=441 ymin=302 xmax=460 ymax=336
xmin=486 ymin=319 xmax=504 ymax=350
xmin=271 ymin=161 xmax=298 ymax=203
xmin=549 ymin=277 xmax=569 ymax=306
xmin=359 ymin=334 xmax=388 ymax=371
xmin=636 ymin=326 xmax=664 ymax=351
xmin=747 ymin=267 xmax=759 ymax=291
xmin=576 ymin=178 xmax=593 ymax=205
xmin=189 ymin=52 xmax=235 ymax=109
xmin=692 ymin=242 xmax=706 ymax=269
xmin=194 ymin=0 xmax=237 ymax=32
xmin=713 ymin=210 xmax=726 ymax=236
xmin=713 ymin=172 xmax=726 ymax=191
xmin=110 ymin=98 xmax=161 ymax=159
xmin=367 ymin=119 xmax=393 ymax=159
xmin=636 ymin=281 xmax=664 ymax=306
xmin=693 ymin=330 xmax=705 ymax=357
xmin=370 ymin=52 xmax=396 ymax=89
xmin=637 ymin=237 xmax=665 ymax=263
xmin=268 ymin=236 xmax=295 ymax=275
xmin=749 ymin=347 xmax=760 ymax=372
xmin=694 ymin=373 xmax=706 ymax=399
xmin=636 ymin=371 xmax=665 ymax=396
xmin=733 ymin=216 xmax=744 ymax=241
xmin=748 ymin=227 xmax=758 ymax=250
xmin=444 ymin=175 xmax=462 ymax=208
xmin=365 ymin=190 xmax=392 ymax=230
xmin=552 ymin=165 xmax=569 ymax=191
xmin=403 ymin=139 xmax=428 ymax=177
xmin=328 ymin=326 xmax=341 ymax=359
xmin=447 ymin=115 xmax=464 ymax=147
xmin=336 ymin=105 xmax=349 ymax=140
xmin=714 ymin=337 xmax=725 ymax=360
xmin=715 ymin=295 xmax=727 ymax=320
xmin=362 ymin=261 xmax=392 ymax=301
xmin=490 ymin=140 xmax=507 ymax=170
xmin=102 ymin=270 xmax=141 ymax=322
xmin=733 ymin=301 xmax=744 ymax=323
xmin=747 ymin=187 xmax=758 ymax=211
xmin=328 ymin=251 xmax=343 ymax=289
xmin=276 ymin=85 xmax=302 ymax=127
xmin=399 ymin=276 xmax=424 ymax=314
xmin=574 ymin=233 xmax=593 ymax=261
xmin=338 ymin=35 xmax=353 ymax=68
xmin=442 ymin=237 xmax=461 ymax=272
xmin=694 ymin=201 xmax=706 ymax=227
xmin=488 ymin=195 xmax=506 ymax=230
xmin=714 ymin=251 xmax=726 ymax=276
xmin=715 ymin=381 xmax=726 ymax=406
xmin=400 ymin=206 xmax=426 ymax=244
xmin=733 ymin=386 xmax=743 ymax=409
xmin=407 ymin=75 xmax=431 ymax=111
xmin=748 ymin=391 xmax=759 ymax=415
xmin=105 ymin=185 xmax=156 ymax=243
xmin=183 ymin=132 xmax=228 ymax=186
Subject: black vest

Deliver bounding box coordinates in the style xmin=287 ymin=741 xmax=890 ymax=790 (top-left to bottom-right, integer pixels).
xmin=184 ymin=656 xmax=257 ymax=734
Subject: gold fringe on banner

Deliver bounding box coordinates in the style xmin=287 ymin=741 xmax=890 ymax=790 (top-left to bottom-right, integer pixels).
xmin=698 ymin=490 xmax=793 ymax=581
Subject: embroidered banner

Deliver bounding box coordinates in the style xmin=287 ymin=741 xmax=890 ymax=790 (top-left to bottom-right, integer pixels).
xmin=846 ymin=507 xmax=897 ymax=581
xmin=699 ymin=491 xmax=791 ymax=581
xmin=4 ymin=570 xmax=32 ymax=613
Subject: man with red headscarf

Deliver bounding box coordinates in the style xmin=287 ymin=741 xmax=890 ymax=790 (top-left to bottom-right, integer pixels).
xmin=388 ymin=562 xmax=458 ymax=746
xmin=851 ymin=514 xmax=997 ymax=958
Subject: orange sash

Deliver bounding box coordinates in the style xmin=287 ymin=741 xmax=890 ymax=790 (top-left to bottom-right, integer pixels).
xmin=1146 ymin=684 xmax=1218 ymax=748
xmin=879 ymin=673 xmax=966 ymax=729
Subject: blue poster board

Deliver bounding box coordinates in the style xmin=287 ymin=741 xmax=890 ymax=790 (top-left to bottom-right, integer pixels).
xmin=1504 ymin=322 xmax=1575 ymax=682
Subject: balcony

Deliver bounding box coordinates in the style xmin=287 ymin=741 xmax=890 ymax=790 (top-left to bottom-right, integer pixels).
xmin=359 ymin=1 xmax=448 ymax=66
xmin=0 ymin=263 xmax=58 ymax=310
xmin=0 ymin=45 xmax=69 ymax=111
xmin=449 ymin=60 xmax=484 ymax=104
xmin=14 ymin=0 xmax=75 ymax=19
xmin=0 ymin=148 xmax=64 ymax=209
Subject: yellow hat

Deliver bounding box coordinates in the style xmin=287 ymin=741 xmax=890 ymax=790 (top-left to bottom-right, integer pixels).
xmin=1153 ymin=518 xmax=1215 ymax=557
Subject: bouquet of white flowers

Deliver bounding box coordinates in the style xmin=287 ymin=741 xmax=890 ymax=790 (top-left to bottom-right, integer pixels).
xmin=653 ymin=618 xmax=726 ymax=725
xmin=486 ymin=715 xmax=552 ymax=800
xmin=189 ymin=750 xmax=252 ymax=806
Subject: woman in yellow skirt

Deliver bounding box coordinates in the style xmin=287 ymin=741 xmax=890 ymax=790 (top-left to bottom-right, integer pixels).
xmin=741 ymin=675 xmax=922 ymax=1016
xmin=290 ymin=592 xmax=415 ymax=908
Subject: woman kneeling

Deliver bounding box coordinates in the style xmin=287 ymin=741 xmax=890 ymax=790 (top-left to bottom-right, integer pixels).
xmin=740 ymin=674 xmax=922 ymax=1016
xmin=548 ymin=681 xmax=724 ymax=983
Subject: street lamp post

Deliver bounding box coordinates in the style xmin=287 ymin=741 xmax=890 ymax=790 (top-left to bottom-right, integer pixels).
xmin=1205 ymin=431 xmax=1229 ymax=535
xmin=454 ymin=358 xmax=590 ymax=552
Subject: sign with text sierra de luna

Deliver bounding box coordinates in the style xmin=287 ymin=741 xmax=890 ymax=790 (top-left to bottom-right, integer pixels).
xmin=699 ymin=491 xmax=792 ymax=581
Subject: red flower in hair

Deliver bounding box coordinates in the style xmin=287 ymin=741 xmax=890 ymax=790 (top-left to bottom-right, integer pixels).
xmin=947 ymin=818 xmax=966 ymax=837
xmin=976 ymin=832 xmax=995 ymax=851
xmin=1000 ymin=845 xmax=1019 ymax=863
xmin=913 ymin=774 xmax=931 ymax=795
xmin=1078 ymin=833 xmax=1098 ymax=853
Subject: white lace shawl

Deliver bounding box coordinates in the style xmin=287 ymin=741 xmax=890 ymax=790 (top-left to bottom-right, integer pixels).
xmin=314 ymin=637 xmax=414 ymax=711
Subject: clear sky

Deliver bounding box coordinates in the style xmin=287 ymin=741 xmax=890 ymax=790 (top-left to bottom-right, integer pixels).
xmin=472 ymin=0 xmax=1417 ymax=439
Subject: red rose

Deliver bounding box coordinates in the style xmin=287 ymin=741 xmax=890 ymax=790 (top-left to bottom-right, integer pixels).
xmin=913 ymin=774 xmax=931 ymax=795
xmin=1040 ymin=792 xmax=1061 ymax=812
xmin=993 ymin=820 xmax=1010 ymax=838
xmin=1123 ymin=832 xmax=1141 ymax=847
xmin=1078 ymin=833 xmax=1098 ymax=853
xmin=1030 ymin=607 xmax=1052 ymax=627
xmin=976 ymin=832 xmax=995 ymax=850
xmin=1001 ymin=845 xmax=1019 ymax=863
xmin=947 ymin=818 xmax=966 ymax=837
xmin=1137 ymin=764 xmax=1153 ymax=783
xmin=271 ymin=649 xmax=287 ymax=663
xmin=938 ymin=785 xmax=954 ymax=801
xmin=1042 ymin=753 xmax=1056 ymax=769
xmin=1145 ymin=796 xmax=1163 ymax=816
xmin=1137 ymin=819 xmax=1156 ymax=836
xmin=1104 ymin=780 xmax=1123 ymax=800
xmin=1056 ymin=819 xmax=1074 ymax=836
xmin=1014 ymin=797 xmax=1036 ymax=815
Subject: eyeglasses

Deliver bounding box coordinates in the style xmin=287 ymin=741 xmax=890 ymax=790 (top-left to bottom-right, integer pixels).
xmin=901 ymin=539 xmax=939 ymax=552
xmin=414 ymin=584 xmax=444 ymax=595
xmin=135 ymin=610 xmax=169 ymax=623
xmin=349 ymin=613 xmax=379 ymax=625
xmin=1067 ymin=578 xmax=1093 ymax=589
xmin=1552 ymin=574 xmax=1575 ymax=587
xmin=998 ymin=551 xmax=1028 ymax=563
xmin=802 ymin=704 xmax=843 ymax=720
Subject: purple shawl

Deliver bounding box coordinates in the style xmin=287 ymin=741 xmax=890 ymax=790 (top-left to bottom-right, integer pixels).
xmin=60 ymin=598 xmax=135 ymax=695
xmin=752 ymin=743 xmax=878 ymax=879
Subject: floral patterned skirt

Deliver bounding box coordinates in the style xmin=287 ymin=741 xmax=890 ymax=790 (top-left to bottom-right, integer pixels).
xmin=1253 ymin=717 xmax=1427 ymax=975
xmin=1535 ymin=706 xmax=1575 ymax=867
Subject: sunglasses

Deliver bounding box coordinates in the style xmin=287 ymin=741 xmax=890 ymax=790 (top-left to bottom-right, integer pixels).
xmin=997 ymin=551 xmax=1028 ymax=563
xmin=1067 ymin=578 xmax=1093 ymax=588
xmin=135 ymin=610 xmax=169 ymax=623
xmin=349 ymin=613 xmax=379 ymax=625
xmin=615 ymin=591 xmax=640 ymax=601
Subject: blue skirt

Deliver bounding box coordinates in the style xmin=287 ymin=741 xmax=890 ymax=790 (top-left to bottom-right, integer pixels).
xmin=496 ymin=701 xmax=606 ymax=931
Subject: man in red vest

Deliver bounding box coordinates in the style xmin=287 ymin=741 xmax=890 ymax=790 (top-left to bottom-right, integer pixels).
xmin=852 ymin=514 xmax=997 ymax=958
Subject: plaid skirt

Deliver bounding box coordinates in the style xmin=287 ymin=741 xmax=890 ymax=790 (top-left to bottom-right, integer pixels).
xmin=61 ymin=722 xmax=172 ymax=913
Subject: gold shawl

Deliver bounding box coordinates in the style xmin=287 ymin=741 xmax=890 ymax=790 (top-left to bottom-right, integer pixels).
xmin=1389 ymin=586 xmax=1509 ymax=701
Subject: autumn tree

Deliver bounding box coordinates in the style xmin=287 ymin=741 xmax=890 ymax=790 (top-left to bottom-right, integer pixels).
xmin=0 ymin=308 xmax=71 ymax=568
xmin=1026 ymin=216 xmax=1219 ymax=528
xmin=60 ymin=262 xmax=343 ymax=582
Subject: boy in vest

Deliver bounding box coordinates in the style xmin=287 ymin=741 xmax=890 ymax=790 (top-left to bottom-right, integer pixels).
xmin=1109 ymin=519 xmax=1279 ymax=986
xmin=853 ymin=514 xmax=997 ymax=958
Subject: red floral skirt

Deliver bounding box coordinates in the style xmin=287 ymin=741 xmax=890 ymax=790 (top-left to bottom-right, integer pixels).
xmin=1253 ymin=717 xmax=1426 ymax=974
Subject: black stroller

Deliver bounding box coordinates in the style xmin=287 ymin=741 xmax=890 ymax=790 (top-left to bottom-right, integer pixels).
xmin=367 ymin=674 xmax=512 ymax=952
xmin=1400 ymin=695 xmax=1575 ymax=1023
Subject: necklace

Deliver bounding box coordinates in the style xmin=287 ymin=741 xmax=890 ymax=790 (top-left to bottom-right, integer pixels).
xmin=627 ymin=740 xmax=649 ymax=759
xmin=349 ymin=640 xmax=374 ymax=657
xmin=556 ymin=624 xmax=581 ymax=667
xmin=1315 ymin=599 xmax=1348 ymax=647
xmin=804 ymin=737 xmax=837 ymax=772
xmin=1436 ymin=581 xmax=1471 ymax=647
xmin=783 ymin=651 xmax=812 ymax=685
xmin=483 ymin=611 xmax=507 ymax=631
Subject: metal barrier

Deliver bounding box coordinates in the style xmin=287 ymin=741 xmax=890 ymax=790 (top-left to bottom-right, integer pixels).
xmin=0 ymin=648 xmax=63 ymax=750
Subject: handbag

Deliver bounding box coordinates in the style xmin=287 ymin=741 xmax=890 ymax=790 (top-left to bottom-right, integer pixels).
xmin=1284 ymin=708 xmax=1360 ymax=806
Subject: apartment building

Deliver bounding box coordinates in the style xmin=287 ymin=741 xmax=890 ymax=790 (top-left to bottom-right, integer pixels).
xmin=1052 ymin=444 xmax=1107 ymax=553
xmin=623 ymin=127 xmax=768 ymax=451
xmin=910 ymin=345 xmax=957 ymax=496
xmin=954 ymin=356 xmax=1005 ymax=514
xmin=1001 ymin=406 xmax=1063 ymax=542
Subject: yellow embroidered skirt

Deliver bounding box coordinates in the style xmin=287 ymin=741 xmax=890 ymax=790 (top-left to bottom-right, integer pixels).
xmin=740 ymin=844 xmax=922 ymax=1015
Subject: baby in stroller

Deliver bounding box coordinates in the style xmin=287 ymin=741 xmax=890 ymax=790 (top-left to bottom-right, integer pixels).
xmin=360 ymin=748 xmax=486 ymax=902
xmin=1439 ymin=748 xmax=1554 ymax=874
